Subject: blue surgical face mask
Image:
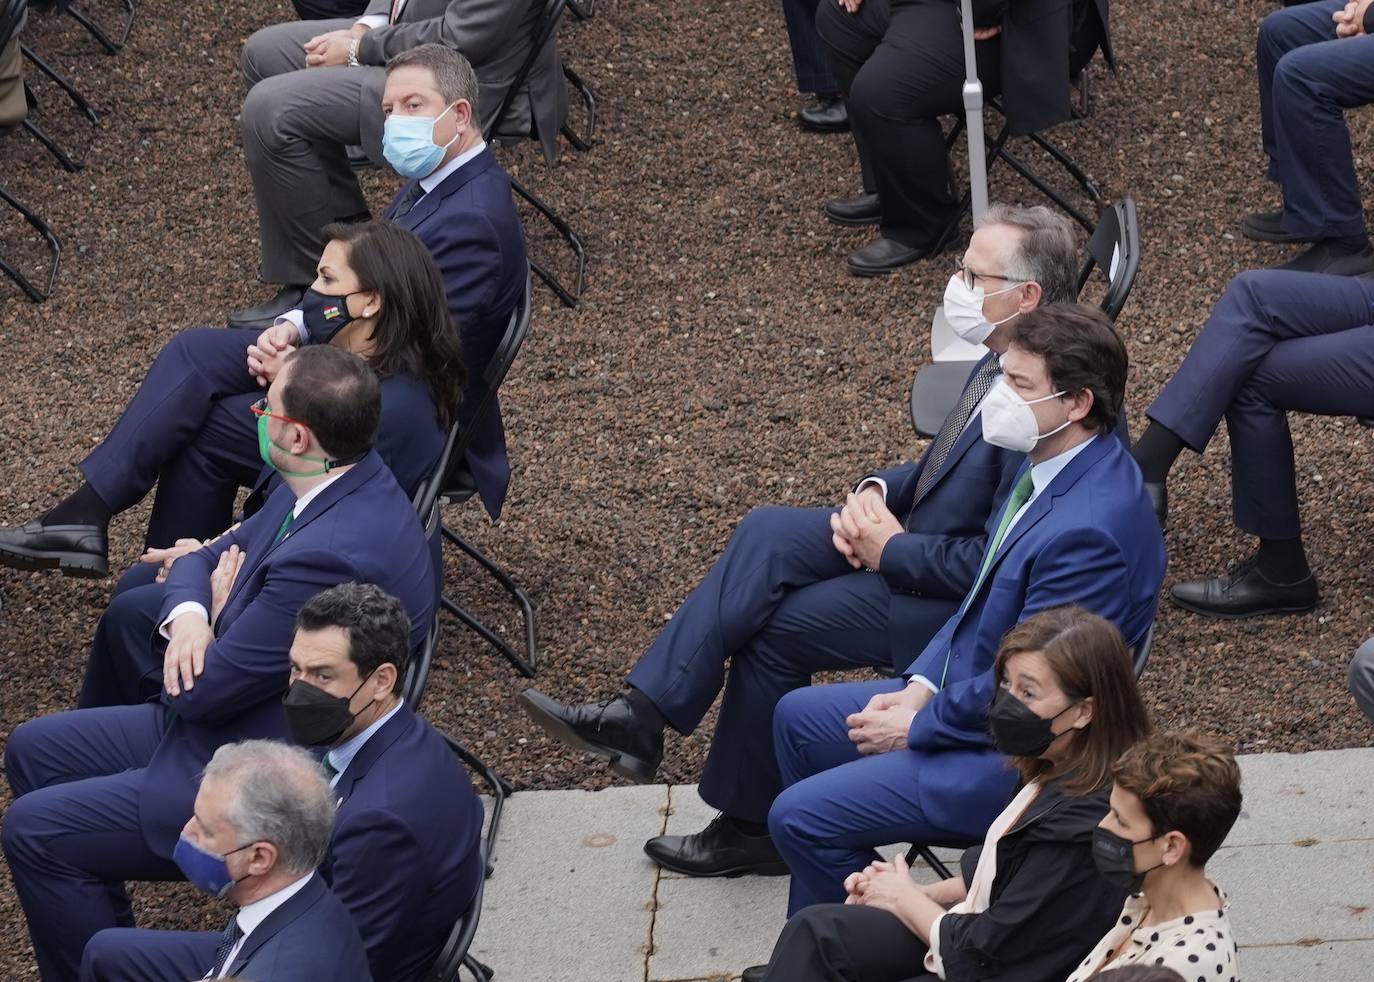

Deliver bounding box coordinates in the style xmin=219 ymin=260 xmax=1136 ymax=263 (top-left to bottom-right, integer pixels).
xmin=173 ymin=834 xmax=256 ymax=898
xmin=382 ymin=103 xmax=458 ymax=180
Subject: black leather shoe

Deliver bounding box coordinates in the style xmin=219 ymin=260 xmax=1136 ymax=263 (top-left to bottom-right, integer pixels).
xmin=643 ymin=814 xmax=789 ymax=877
xmin=847 ymin=236 xmax=931 ymax=276
xmin=741 ymin=966 xmax=767 ymax=982
xmin=1274 ymin=239 xmax=1374 ymax=276
xmin=1145 ymin=482 xmax=1167 ymax=529
xmin=516 ymin=689 xmax=663 ymax=783
xmin=227 ymin=284 xmax=308 ymax=331
xmin=799 ymin=96 xmax=848 ymax=133
xmin=0 ymin=520 xmax=108 ymax=578
xmin=824 ymin=192 xmax=881 ymax=227
xmin=1169 ymin=559 xmax=1318 ymax=619
xmin=1240 ymin=210 xmax=1315 ymax=245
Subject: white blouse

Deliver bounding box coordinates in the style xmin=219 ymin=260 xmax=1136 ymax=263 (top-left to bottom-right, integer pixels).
xmin=1064 ymin=880 xmax=1237 ymax=982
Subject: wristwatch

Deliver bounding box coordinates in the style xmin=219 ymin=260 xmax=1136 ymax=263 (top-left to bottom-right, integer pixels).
xmin=346 ymin=38 xmax=361 ymax=67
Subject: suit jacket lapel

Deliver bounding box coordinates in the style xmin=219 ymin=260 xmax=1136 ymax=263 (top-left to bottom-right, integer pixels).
xmin=911 ymin=353 xmax=999 ymax=503
xmin=334 ymin=704 xmax=414 ymax=803
xmin=227 ymin=874 xmax=326 ymax=973
xmin=388 ymin=148 xmax=498 ymax=229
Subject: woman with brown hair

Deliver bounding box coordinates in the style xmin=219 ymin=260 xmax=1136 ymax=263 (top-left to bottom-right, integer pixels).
xmin=747 ymin=604 xmax=1153 ymax=982
xmin=1066 ymin=731 xmax=1241 ymax=982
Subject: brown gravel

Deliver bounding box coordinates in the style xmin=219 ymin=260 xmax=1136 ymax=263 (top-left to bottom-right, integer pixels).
xmin=1 ymin=0 xmax=1373 ymax=973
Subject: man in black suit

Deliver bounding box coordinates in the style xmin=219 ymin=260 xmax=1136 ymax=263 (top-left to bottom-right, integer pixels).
xmin=519 ymin=205 xmax=1080 ymax=880
xmin=815 ymin=0 xmax=1110 ymax=275
xmin=79 ymin=740 xmax=371 ymax=982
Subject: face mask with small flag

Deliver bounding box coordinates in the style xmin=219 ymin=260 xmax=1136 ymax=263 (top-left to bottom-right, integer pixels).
xmin=300 ymin=288 xmax=359 ymax=344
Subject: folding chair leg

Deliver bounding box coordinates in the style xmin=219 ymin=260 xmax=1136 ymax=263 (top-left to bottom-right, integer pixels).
xmin=20 ymin=45 xmax=101 ymax=122
xmin=560 ymin=61 xmax=596 ymax=152
xmin=994 ymin=143 xmax=1096 ymax=232
xmin=65 ymin=0 xmax=138 ymax=56
xmin=442 ymin=732 xmax=514 ymax=866
xmin=440 ymin=594 xmax=537 ymax=679
xmin=567 ymin=0 xmax=595 ymax=20
xmin=0 ymin=183 xmax=62 ymax=302
xmin=1024 ymin=130 xmax=1106 ymax=209
xmin=461 ymin=954 xmax=495 ymax=981
xmin=22 ymin=117 xmax=80 ymax=172
xmin=509 ymin=174 xmax=584 ymax=308
xmin=903 ymin=844 xmax=956 ymax=882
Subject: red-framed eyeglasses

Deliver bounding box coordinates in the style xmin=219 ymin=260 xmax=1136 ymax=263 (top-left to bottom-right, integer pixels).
xmin=250 ymin=398 xmax=307 ymax=428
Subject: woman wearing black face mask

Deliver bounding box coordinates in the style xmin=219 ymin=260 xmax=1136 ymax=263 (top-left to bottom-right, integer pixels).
xmin=1067 ymin=731 xmax=1241 ymax=982
xmin=0 ymin=219 xmax=464 ymax=588
xmin=752 ymin=605 xmax=1153 ymax=982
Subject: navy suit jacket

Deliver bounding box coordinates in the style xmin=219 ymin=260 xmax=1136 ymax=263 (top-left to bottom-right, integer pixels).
xmin=226 ymin=874 xmax=372 ymax=980
xmin=385 ymin=147 xmax=527 ymax=519
xmin=320 ymin=704 xmax=484 ymax=982
xmin=140 ymin=452 xmax=435 ymax=855
xmin=901 ymin=435 xmax=1165 ymax=831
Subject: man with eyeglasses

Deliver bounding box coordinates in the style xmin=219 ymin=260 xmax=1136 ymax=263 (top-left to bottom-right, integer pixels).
xmin=518 ymin=205 xmax=1089 ymax=881
xmin=2 ymin=345 xmax=436 ymax=982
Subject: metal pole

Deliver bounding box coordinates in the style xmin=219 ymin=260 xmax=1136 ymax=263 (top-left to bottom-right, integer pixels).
xmin=960 ymin=0 xmax=988 ymax=222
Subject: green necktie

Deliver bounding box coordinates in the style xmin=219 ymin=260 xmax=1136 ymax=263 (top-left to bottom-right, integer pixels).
xmin=936 ymin=468 xmax=1035 ymax=688
xmin=272 ymin=509 xmax=296 ymax=546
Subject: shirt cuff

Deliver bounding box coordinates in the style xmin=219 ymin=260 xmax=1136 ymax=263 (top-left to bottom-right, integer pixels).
xmin=855 ymin=477 xmax=888 ymax=499
xmin=160 ymin=602 xmax=209 ymax=641
xmin=275 ymin=308 xmax=307 ymax=344
xmin=909 ymin=674 xmax=938 ymax=694
xmin=355 ymin=14 xmax=387 ymax=28
xmin=923 ymin=912 xmax=948 ymax=978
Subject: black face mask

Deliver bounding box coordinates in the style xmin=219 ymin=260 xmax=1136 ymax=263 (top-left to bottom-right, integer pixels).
xmin=300 ymin=288 xmax=361 ymax=344
xmin=1092 ymin=826 xmax=1164 ymax=891
xmin=282 ymin=672 xmax=373 ymax=747
xmin=987 ymin=686 xmax=1079 ymax=758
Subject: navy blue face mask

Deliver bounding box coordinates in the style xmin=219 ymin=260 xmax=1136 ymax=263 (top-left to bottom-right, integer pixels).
xmin=300 ymin=288 xmax=362 ymax=344
xmin=173 ymin=835 xmax=256 ymax=898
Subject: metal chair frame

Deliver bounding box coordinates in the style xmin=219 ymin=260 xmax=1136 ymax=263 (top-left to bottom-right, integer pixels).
xmin=63 ymin=0 xmax=136 ymax=55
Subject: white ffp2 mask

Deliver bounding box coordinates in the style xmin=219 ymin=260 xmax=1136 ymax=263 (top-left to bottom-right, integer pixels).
xmin=980 ymin=379 xmax=1071 ymax=453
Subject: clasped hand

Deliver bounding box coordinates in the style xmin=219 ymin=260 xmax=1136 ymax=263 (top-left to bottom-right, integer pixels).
xmin=830 ymin=486 xmax=903 ymax=571
xmin=303 ymin=26 xmax=364 ymax=67
xmin=843 ymin=854 xmax=926 ymax=916
xmin=1335 ymin=0 xmax=1373 ymax=37
xmin=846 ymin=682 xmax=930 ymax=755
xmin=247 ymin=322 xmax=298 ymax=387
xmin=162 ymin=546 xmax=246 ymax=696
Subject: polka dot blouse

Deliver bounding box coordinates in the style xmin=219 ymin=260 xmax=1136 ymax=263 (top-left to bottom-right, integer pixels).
xmin=1064 ymin=881 xmax=1237 ymax=982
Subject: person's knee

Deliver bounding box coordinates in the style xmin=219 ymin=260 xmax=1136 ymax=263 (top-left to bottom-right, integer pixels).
xmin=4 ymin=717 xmax=46 ymax=798
xmin=80 ymin=928 xmax=123 ymax=979
xmin=771 ymin=685 xmax=811 ymax=752
xmin=847 ymin=67 xmax=904 ymax=127
xmin=767 ymin=781 xmax=811 ymax=848
xmin=0 ymin=787 xmax=47 ymax=865
xmin=1272 ymin=48 xmax=1337 ymax=107
xmin=1348 ymin=637 xmax=1374 ymax=720
xmin=241 ymin=26 xmax=277 ymax=86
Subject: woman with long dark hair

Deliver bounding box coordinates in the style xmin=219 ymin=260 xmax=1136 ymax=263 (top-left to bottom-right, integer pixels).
xmin=0 ymin=219 xmax=464 ymax=579
xmin=748 ymin=605 xmax=1153 ymax=982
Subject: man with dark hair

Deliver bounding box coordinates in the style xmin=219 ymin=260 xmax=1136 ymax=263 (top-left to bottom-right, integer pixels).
xmin=764 ymin=303 xmax=1164 ymax=915
xmin=519 ymin=209 xmax=1097 ymax=880
xmin=240 ymin=42 xmax=525 ymax=520
xmin=282 ymin=582 xmax=484 ymax=982
xmin=2 ymin=346 xmax=436 ymax=982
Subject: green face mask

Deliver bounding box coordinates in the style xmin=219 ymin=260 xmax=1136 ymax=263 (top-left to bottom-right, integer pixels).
xmin=256 ymin=411 xmax=333 ymax=478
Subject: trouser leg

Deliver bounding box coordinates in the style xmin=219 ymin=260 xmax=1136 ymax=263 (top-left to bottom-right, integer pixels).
xmin=761 ymin=903 xmax=929 ymax=982
xmin=1223 ymin=325 xmax=1374 ymax=540
xmin=80 ymin=928 xmax=219 ymax=982
xmin=1256 ymin=0 xmax=1342 ymax=184
xmin=782 ymin=0 xmax=838 ymax=95
xmin=816 ymin=0 xmax=889 ymax=192
xmin=78 ymin=581 xmax=167 ymax=709
xmin=1145 ymin=270 xmax=1374 ymax=451
xmin=77 ymin=329 xmax=258 ymax=515
xmin=696 ymin=569 xmax=899 ymax=823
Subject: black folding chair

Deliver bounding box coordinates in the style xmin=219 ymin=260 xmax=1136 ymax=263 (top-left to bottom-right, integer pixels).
xmin=1 ymin=0 xmax=62 ymax=301
xmin=486 ymin=0 xmax=596 ymax=308
xmin=567 ymin=0 xmax=594 ymax=21
xmin=11 ymin=0 xmax=100 ymax=173
xmin=410 ymin=267 xmax=537 ymax=681
xmin=908 ymin=197 xmax=1140 ymax=438
xmin=31 ymin=0 xmax=136 ymax=56
xmin=903 ymin=618 xmax=1155 ymax=878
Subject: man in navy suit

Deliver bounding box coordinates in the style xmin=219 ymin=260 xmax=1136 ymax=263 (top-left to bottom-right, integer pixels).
xmin=1 ymin=346 xmax=434 ymax=982
xmin=765 ymin=303 xmax=1165 ymax=914
xmin=285 ymin=582 xmax=483 ymax=982
xmin=241 ymin=44 xmax=524 ymax=519
xmin=79 ymin=740 xmax=371 ymax=982
xmin=518 ymin=206 xmax=1083 ymax=878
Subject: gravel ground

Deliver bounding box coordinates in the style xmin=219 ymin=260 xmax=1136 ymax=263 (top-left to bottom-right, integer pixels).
xmin=1 ymin=0 xmax=1372 ymax=972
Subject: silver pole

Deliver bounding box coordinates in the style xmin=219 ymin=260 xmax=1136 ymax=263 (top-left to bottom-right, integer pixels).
xmin=960 ymin=0 xmax=988 ymax=222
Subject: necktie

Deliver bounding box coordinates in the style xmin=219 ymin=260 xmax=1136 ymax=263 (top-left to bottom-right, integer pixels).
xmin=272 ymin=509 xmax=295 ymax=546
xmin=935 ymin=467 xmax=1035 ymax=688
xmin=389 ymin=0 xmax=405 ymax=24
xmin=390 ymin=181 xmax=426 ymax=220
xmin=321 ymin=752 xmax=338 ymax=782
xmin=910 ymin=356 xmax=1003 ymax=515
xmin=210 ymin=916 xmax=244 ymax=978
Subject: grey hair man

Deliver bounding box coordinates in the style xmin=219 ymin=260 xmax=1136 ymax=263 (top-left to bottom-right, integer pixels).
xmin=79 ymin=741 xmax=372 ymax=982
xmin=518 ymin=205 xmax=1102 ymax=882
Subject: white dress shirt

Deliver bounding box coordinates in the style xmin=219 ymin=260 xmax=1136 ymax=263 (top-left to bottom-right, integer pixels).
xmin=354 ymin=0 xmax=405 ymax=30
xmin=325 ymin=700 xmax=404 ymax=789
xmin=159 ymin=472 xmax=347 ymax=639
xmin=210 ymin=872 xmax=315 ymax=978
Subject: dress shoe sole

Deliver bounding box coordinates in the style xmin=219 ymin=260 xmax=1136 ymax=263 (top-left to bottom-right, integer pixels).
xmin=1168 ymin=592 xmax=1317 ymax=620
xmin=0 ymin=543 xmax=107 ymax=578
xmin=799 ymin=119 xmax=849 ymax=134
xmin=1239 ymin=223 xmax=1313 ymax=245
xmin=825 ymin=209 xmax=881 ymax=228
xmin=516 ymin=690 xmax=658 ymax=784
xmin=643 ymin=845 xmax=790 ymax=879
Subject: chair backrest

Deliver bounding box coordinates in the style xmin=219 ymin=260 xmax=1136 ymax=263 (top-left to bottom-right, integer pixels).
xmin=426 ymin=853 xmax=487 ymax=982
xmin=412 ymin=266 xmax=534 ymax=528
xmin=1075 ymin=197 xmax=1140 ymax=322
xmin=0 ymin=0 xmax=27 ymax=51
xmin=484 ymin=0 xmax=565 ymax=144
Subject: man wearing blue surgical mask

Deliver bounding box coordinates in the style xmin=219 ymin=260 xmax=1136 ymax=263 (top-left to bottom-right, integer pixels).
xmin=79 ymin=740 xmax=371 ymax=981
xmin=518 ymin=206 xmax=1090 ymax=881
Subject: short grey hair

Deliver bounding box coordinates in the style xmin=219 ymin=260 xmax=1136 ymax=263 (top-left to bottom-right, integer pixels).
xmin=386 ymin=43 xmax=480 ymax=110
xmin=976 ymin=204 xmax=1079 ymax=305
xmin=203 ymin=741 xmax=335 ymax=876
